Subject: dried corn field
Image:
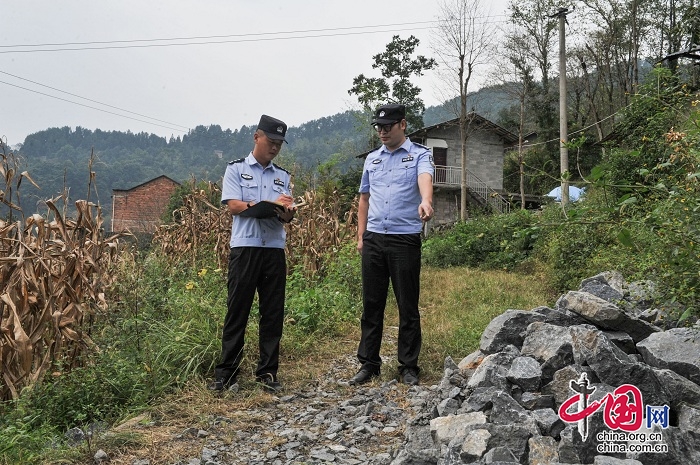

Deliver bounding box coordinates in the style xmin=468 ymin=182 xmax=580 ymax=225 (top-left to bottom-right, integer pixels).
xmin=286 ymin=190 xmax=358 ymax=275
xmin=0 ymin=149 xmax=126 ymax=401
xmin=1 ymin=145 xmax=358 ymax=401
xmin=153 ymin=181 xmax=358 ymax=276
xmin=153 ymin=181 xmax=232 ymax=268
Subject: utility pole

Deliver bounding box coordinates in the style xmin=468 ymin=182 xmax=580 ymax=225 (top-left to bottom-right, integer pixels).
xmin=550 ymin=7 xmax=570 ymax=206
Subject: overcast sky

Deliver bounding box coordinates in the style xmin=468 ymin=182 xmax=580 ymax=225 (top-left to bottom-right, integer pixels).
xmin=2 ymin=0 xmax=509 ymax=147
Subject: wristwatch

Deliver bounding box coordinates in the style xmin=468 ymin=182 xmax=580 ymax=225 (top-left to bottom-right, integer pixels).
xmin=246 ymin=201 xmax=252 ymax=209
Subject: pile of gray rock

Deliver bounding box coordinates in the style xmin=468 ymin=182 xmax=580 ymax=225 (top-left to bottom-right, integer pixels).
xmin=392 ymin=271 xmax=700 ymax=465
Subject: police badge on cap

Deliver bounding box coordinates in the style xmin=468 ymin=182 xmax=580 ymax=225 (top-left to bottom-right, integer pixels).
xmin=372 ymin=104 xmax=406 ymax=125
xmin=257 ymin=114 xmax=288 ymax=143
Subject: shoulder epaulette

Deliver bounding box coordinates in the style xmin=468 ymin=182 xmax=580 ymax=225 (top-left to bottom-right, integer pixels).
xmin=367 ymin=145 xmax=383 ymax=155
xmin=228 ymin=158 xmax=245 ymax=164
xmin=272 ymin=163 xmax=290 ymax=175
xmin=412 ymin=142 xmax=430 ymax=151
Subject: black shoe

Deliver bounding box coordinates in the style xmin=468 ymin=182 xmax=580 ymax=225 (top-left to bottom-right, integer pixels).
xmin=349 ymin=369 xmax=380 ymax=385
xmin=208 ymin=377 xmax=236 ymax=391
xmin=257 ymin=373 xmax=283 ymax=393
xmin=402 ymin=368 xmax=419 ymax=386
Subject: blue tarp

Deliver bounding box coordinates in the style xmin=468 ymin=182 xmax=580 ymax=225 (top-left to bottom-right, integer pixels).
xmin=546 ymin=185 xmax=585 ymax=202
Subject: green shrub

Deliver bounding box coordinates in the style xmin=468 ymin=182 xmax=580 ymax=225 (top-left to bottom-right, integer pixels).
xmin=530 ymin=203 xmax=616 ymax=291
xmin=0 ymin=400 xmax=56 ymax=463
xmin=601 ymin=68 xmax=690 ymax=199
xmin=285 ymin=241 xmax=362 ymax=334
xmin=0 ymin=350 xmax=152 ymax=463
xmin=422 ymin=210 xmax=538 ymax=270
xmin=22 ymin=357 xmax=149 ymax=430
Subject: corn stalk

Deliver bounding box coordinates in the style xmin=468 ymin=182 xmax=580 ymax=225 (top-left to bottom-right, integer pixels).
xmin=153 ymin=182 xmax=358 ymax=277
xmin=0 ymin=145 xmax=125 ymax=400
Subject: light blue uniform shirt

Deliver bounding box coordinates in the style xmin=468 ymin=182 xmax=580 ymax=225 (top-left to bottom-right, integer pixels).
xmin=221 ymin=153 xmax=291 ymax=249
xmin=359 ymin=137 xmax=434 ymax=234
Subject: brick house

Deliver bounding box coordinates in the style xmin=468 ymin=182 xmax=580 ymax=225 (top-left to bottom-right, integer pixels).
xmin=359 ymin=113 xmax=518 ymax=228
xmin=111 ymin=175 xmax=181 ymax=233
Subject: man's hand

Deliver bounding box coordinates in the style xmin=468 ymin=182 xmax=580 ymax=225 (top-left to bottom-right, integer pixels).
xmin=275 ymin=194 xmax=297 ymax=223
xmin=276 ymin=194 xmax=295 ymax=207
xmin=418 ymin=200 xmax=434 ymax=222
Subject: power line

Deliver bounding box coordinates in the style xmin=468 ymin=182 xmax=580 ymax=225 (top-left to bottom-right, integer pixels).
xmin=1 ymin=21 xmax=439 ymax=48
xmin=0 ymin=70 xmax=190 ymax=131
xmin=1 ymin=15 xmax=510 ymax=137
xmin=0 ymin=79 xmax=189 ymax=133
xmin=0 ymin=26 xmax=435 ymax=54
xmin=0 ymin=17 xmax=509 ymax=54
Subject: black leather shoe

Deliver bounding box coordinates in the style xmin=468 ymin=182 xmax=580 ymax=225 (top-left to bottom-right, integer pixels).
xmin=257 ymin=373 xmax=283 ymax=393
xmin=402 ymin=369 xmax=419 ymax=386
xmin=208 ymin=377 xmax=236 ymax=391
xmin=349 ymin=369 xmax=380 ymax=385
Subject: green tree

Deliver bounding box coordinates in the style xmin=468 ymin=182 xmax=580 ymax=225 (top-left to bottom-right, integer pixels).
xmin=506 ymin=0 xmax=563 ymax=189
xmin=348 ymin=35 xmax=436 ymax=132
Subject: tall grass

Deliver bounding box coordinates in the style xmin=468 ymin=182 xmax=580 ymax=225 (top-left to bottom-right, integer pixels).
xmin=418 ymin=267 xmax=557 ymax=379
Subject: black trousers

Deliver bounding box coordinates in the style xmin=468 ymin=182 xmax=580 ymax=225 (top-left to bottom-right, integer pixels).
xmin=358 ymin=231 xmax=422 ymax=374
xmin=214 ymin=247 xmax=286 ymax=382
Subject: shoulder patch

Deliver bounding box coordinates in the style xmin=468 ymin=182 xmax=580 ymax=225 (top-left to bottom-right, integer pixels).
xmin=228 ymin=158 xmax=245 ymax=164
xmin=272 ymin=163 xmax=290 ymax=175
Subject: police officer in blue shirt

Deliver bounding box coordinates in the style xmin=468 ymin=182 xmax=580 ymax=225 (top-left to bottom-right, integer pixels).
xmin=210 ymin=114 xmax=296 ymax=393
xmin=349 ymin=103 xmax=435 ymax=386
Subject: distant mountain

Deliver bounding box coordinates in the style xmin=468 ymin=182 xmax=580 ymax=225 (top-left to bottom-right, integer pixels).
xmin=424 ymin=85 xmax=521 ymax=127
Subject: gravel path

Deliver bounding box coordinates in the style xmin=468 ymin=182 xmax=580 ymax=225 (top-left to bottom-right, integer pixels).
xmin=102 ymin=354 xmax=434 ymax=465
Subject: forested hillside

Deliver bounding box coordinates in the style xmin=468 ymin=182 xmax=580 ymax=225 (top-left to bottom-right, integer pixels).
xmin=13 ymin=110 xmax=380 ymax=221
xmin=11 ymin=88 xmax=510 ymax=222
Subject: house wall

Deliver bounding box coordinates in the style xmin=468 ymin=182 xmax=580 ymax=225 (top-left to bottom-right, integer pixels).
xmin=432 ymin=187 xmax=500 ymax=227
xmin=431 ymin=190 xmax=461 ymax=228
xmin=420 ymin=126 xmax=507 ymax=227
xmin=422 ymin=126 xmax=505 ymax=191
xmin=112 ymin=177 xmax=179 ymax=233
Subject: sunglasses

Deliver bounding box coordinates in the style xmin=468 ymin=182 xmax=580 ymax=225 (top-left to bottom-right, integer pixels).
xmin=373 ymin=121 xmax=399 ymax=133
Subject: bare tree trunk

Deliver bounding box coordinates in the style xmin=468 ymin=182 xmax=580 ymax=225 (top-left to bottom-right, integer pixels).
xmin=433 ymin=0 xmax=495 ymax=222
xmin=460 ymin=63 xmax=469 ymax=220
xmin=519 ymin=96 xmax=526 ymax=209
xmin=460 ymin=119 xmax=468 ymax=220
